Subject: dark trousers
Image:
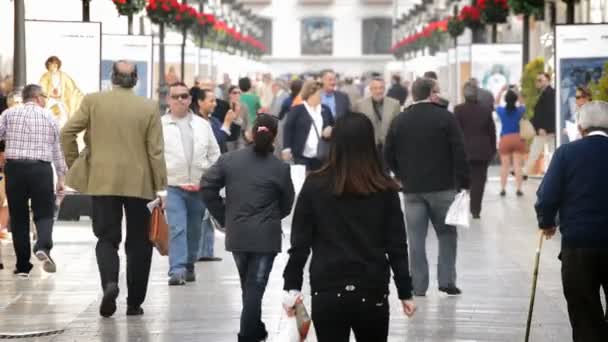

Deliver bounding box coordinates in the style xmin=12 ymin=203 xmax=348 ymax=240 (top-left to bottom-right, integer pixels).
xmin=91 ymin=196 xmax=152 ymax=308
xmin=469 ymin=160 xmax=489 ymax=216
xmin=232 ymin=252 xmax=276 ymax=342
xmin=312 ymin=290 xmax=389 ymax=342
xmin=561 ymin=248 xmax=608 ymax=342
xmin=5 ymin=160 xmax=55 ymax=273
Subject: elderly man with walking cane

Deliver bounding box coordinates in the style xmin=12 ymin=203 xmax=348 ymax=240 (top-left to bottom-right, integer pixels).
xmin=535 ymin=101 xmax=608 ymax=342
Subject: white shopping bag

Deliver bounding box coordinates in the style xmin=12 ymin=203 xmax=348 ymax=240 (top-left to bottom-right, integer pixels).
xmin=275 ymin=313 xmax=302 ymax=342
xmin=290 ymin=164 xmax=306 ymax=195
xmin=445 ymin=191 xmax=470 ymax=228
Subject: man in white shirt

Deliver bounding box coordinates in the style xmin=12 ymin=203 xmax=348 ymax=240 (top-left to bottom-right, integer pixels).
xmin=160 ymin=82 xmax=220 ymax=286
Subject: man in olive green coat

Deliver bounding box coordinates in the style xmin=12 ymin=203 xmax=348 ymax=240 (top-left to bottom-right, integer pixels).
xmin=61 ymin=61 xmax=167 ymax=318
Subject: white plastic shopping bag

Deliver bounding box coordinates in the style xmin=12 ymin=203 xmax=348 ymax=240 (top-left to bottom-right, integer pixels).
xmin=445 ymin=190 xmax=470 ymax=228
xmin=290 ymin=164 xmax=306 ymax=195
xmin=275 ymin=312 xmax=302 ymax=342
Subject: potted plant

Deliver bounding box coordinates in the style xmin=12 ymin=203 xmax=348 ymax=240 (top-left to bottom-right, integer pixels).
xmin=146 ymin=0 xmax=177 ymax=25
xmin=112 ymin=0 xmax=146 ymax=34
xmin=448 ymin=16 xmax=465 ymax=39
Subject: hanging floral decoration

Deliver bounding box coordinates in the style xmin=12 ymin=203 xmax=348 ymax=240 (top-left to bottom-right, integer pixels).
xmin=112 ymin=0 xmax=147 ymax=16
xmin=478 ymin=0 xmax=510 ymax=24
xmin=508 ymin=0 xmax=545 ymax=16
xmin=390 ymin=19 xmax=448 ymax=58
xmin=145 ymin=0 xmax=178 ymax=25
xmin=447 ymin=16 xmax=466 ymax=38
xmin=460 ymin=5 xmax=482 ymax=29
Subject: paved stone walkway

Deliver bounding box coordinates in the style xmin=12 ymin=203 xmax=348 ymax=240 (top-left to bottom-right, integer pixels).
xmin=0 ymin=173 xmax=575 ymax=341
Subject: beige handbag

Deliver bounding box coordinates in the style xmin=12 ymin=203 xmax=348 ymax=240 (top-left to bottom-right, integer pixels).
xmin=519 ymin=119 xmax=536 ymax=140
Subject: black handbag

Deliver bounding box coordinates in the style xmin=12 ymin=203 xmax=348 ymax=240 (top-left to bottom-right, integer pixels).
xmin=309 ymin=113 xmax=331 ymax=161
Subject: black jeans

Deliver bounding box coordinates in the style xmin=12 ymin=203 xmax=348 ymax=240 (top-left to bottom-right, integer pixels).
xmin=232 ymin=252 xmax=276 ymax=342
xmin=561 ymin=248 xmax=608 ymax=342
xmin=91 ymin=196 xmax=152 ymax=308
xmin=5 ymin=160 xmax=55 ymax=273
xmin=469 ymin=160 xmax=489 ymax=217
xmin=312 ymin=289 xmax=390 ymax=342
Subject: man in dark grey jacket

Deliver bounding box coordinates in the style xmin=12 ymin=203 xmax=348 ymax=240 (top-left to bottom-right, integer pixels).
xmin=201 ymin=116 xmax=295 ymax=342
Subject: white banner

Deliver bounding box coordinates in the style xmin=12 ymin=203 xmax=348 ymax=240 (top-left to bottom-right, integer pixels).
xmin=470 ymin=44 xmax=522 ymax=100
xmin=555 ymin=24 xmax=608 ymax=145
xmin=101 ymin=34 xmax=153 ymax=98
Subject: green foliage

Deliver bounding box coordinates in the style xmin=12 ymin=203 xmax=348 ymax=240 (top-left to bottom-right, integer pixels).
xmin=448 ymin=17 xmax=465 ymax=38
xmin=589 ymin=62 xmax=608 ymax=101
xmin=521 ymin=57 xmax=545 ymax=119
xmin=508 ymin=0 xmax=544 ymax=16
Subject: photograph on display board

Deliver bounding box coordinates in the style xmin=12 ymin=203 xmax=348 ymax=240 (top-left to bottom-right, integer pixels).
xmin=39 ymin=56 xmax=84 ymax=127
xmin=101 ymin=60 xmax=149 ymax=97
xmin=559 ymin=57 xmax=607 ymax=143
xmin=25 ymin=20 xmax=101 ymax=127
xmin=301 ymin=17 xmax=333 ymax=55
xmin=470 ymin=45 xmax=522 ymax=100
xmin=101 ymin=34 xmax=153 ymax=98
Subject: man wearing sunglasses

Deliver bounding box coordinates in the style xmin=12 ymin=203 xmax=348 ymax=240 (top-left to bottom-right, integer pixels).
xmin=0 ymin=84 xmax=66 ymax=278
xmin=160 ymin=82 xmax=220 ymax=286
xmin=524 ymin=72 xmax=556 ymax=177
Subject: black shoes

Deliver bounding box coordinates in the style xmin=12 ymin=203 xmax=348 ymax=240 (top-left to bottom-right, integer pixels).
xmin=100 ymin=282 xmax=120 ymax=318
xmin=500 ymin=190 xmax=506 ymax=197
xmin=35 ymin=250 xmax=56 ymax=273
xmin=472 ymin=214 xmax=481 ymax=219
xmin=439 ymin=286 xmax=462 ymax=296
xmin=127 ymin=306 xmax=144 ymax=316
xmin=198 ymin=256 xmax=223 ymax=262
xmin=516 ymin=190 xmax=524 ymax=197
xmin=185 ymin=270 xmax=196 ymax=282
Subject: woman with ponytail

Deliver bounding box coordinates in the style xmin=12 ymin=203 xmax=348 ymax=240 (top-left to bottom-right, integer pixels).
xmin=201 ymin=113 xmax=295 ymax=342
xmin=495 ymin=85 xmax=526 ymax=197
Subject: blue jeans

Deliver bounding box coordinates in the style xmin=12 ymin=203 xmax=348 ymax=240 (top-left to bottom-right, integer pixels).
xmin=403 ymin=190 xmax=458 ymax=294
xmin=233 ymin=252 xmax=276 ymax=341
xmin=198 ymin=212 xmax=215 ymax=258
xmin=166 ymin=187 xmax=205 ymax=276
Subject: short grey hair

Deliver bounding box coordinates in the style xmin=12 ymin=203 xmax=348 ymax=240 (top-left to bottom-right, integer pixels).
xmin=463 ymin=82 xmax=478 ymax=103
xmin=21 ymin=84 xmax=44 ymax=102
xmin=578 ymin=101 xmax=608 ymax=131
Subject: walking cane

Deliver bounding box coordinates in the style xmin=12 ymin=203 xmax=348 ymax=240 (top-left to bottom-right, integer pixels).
xmin=524 ymin=231 xmax=545 ymax=342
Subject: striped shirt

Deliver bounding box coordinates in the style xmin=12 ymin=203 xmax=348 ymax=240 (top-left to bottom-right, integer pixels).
xmin=0 ymin=102 xmax=67 ymax=177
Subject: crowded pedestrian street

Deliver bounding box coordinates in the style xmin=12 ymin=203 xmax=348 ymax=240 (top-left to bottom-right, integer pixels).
xmin=0 ymin=172 xmax=571 ymax=341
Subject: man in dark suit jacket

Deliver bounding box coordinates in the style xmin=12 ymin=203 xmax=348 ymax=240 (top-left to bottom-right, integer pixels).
xmin=320 ymin=69 xmax=351 ymax=119
xmin=387 ymin=75 xmax=408 ymax=106
xmin=454 ymin=83 xmax=497 ymax=219
xmin=524 ymin=72 xmax=556 ymax=175
xmin=385 ymin=78 xmax=469 ymax=297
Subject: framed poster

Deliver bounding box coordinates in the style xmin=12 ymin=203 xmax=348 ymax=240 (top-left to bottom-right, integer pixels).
xmin=555 ymin=24 xmax=608 ymax=145
xmin=470 ymin=44 xmax=522 ymax=100
xmin=101 ymin=34 xmax=153 ymax=98
xmin=301 ymin=17 xmax=333 ymax=55
xmin=25 ymin=20 xmax=101 ymax=127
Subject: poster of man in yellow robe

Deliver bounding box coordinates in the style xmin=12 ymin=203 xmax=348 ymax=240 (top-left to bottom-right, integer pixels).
xmin=39 ymin=56 xmax=84 ymax=127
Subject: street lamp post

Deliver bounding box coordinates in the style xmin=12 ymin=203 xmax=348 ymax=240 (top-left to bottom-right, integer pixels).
xmin=82 ymin=0 xmax=91 ymax=22
xmin=158 ymin=22 xmax=168 ymax=113
xmin=13 ymin=0 xmax=26 ymax=89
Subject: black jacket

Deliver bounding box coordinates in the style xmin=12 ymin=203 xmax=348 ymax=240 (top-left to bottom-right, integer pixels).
xmin=283 ymin=173 xmax=413 ymax=299
xmin=385 ymin=102 xmax=470 ymax=193
xmin=201 ymin=146 xmax=295 ymax=253
xmin=454 ymin=102 xmax=497 ymax=162
xmin=387 ymin=84 xmax=408 ymax=106
xmin=532 ymin=86 xmax=556 ymax=133
xmin=283 ymin=104 xmax=334 ymax=160
xmin=211 ymin=98 xmax=242 ymax=143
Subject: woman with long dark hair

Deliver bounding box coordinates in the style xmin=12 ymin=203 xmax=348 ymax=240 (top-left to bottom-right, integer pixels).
xmin=201 ymin=114 xmax=295 ymax=342
xmin=282 ymin=112 xmax=416 ymax=342
xmin=495 ymin=86 xmax=526 ymax=196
